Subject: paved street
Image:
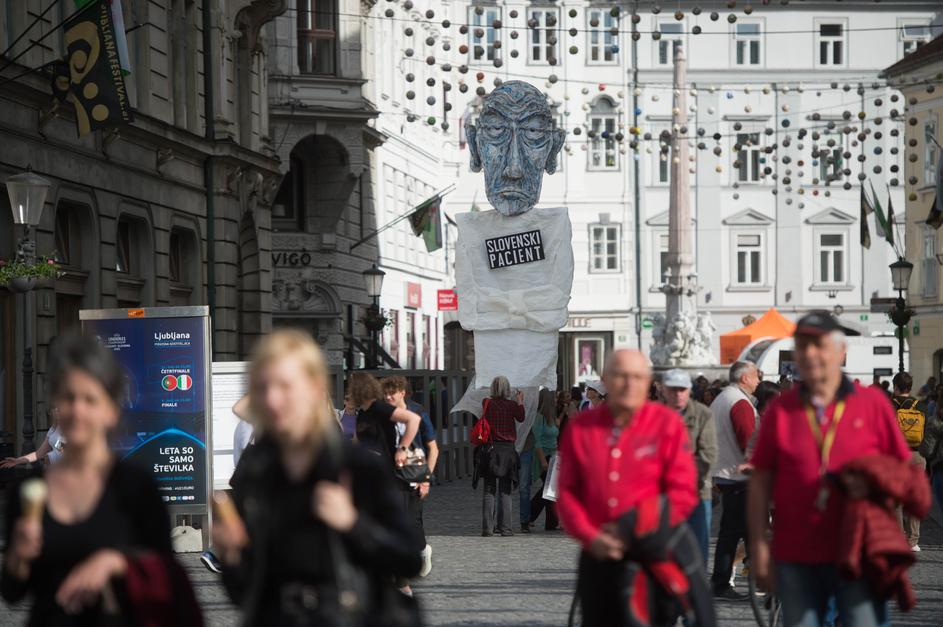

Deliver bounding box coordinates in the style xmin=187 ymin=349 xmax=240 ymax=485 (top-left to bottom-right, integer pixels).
xmin=2 ymin=479 xmax=943 ymax=626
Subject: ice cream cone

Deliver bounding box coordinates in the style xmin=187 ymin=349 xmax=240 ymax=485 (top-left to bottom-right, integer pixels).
xmin=20 ymin=478 xmax=48 ymax=522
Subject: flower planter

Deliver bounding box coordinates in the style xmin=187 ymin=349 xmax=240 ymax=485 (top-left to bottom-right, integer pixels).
xmin=7 ymin=277 xmax=37 ymax=293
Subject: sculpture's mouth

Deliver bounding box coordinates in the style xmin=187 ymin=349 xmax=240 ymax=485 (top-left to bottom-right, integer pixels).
xmin=496 ymin=189 xmax=529 ymax=199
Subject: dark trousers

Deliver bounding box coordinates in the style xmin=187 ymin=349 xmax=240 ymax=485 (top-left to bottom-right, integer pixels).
xmin=400 ymin=484 xmax=426 ymax=550
xmin=483 ymin=475 xmax=513 ymax=534
xmin=578 ymin=552 xmax=630 ymax=627
xmin=530 ymin=468 xmax=559 ymax=529
xmin=711 ymin=482 xmax=749 ymax=591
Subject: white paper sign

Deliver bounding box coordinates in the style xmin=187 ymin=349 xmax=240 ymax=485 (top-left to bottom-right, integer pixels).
xmin=211 ymin=361 xmax=250 ymax=490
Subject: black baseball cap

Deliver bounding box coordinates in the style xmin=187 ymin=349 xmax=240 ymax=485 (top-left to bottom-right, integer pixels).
xmin=794 ymin=310 xmax=856 ymax=337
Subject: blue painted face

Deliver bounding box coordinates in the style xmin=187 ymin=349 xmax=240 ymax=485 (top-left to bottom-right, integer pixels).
xmin=466 ymin=81 xmax=565 ymax=216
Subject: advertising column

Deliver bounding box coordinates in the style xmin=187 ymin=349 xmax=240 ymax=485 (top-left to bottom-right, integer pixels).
xmin=80 ymin=307 xmax=211 ymax=514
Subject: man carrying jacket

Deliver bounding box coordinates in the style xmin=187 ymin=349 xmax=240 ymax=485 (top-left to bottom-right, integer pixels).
xmin=891 ymin=371 xmax=926 ymax=552
xmin=748 ymin=311 xmax=914 ymax=627
xmin=661 ymin=368 xmax=718 ymax=565
xmin=558 ymin=349 xmax=698 ymax=626
xmin=710 ymin=360 xmax=760 ymax=599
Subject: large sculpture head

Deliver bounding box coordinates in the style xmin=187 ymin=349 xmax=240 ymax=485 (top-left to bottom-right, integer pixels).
xmin=466 ymin=81 xmax=566 ymax=216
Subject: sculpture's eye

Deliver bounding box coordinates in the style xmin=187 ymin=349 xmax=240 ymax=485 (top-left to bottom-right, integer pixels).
xmin=522 ymin=126 xmax=549 ymax=142
xmin=481 ymin=123 xmax=508 ymax=139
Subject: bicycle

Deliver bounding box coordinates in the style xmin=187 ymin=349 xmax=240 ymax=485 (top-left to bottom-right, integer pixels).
xmin=747 ymin=565 xmax=783 ymax=627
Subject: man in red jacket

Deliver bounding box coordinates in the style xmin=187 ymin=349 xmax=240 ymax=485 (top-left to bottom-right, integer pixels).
xmin=748 ymin=311 xmax=913 ymax=627
xmin=558 ymin=349 xmax=698 ymax=626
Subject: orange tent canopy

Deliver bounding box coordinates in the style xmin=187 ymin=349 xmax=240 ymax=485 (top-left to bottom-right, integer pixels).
xmin=719 ymin=308 xmax=796 ymax=365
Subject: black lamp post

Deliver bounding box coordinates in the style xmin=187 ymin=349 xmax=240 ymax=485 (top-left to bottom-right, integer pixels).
xmin=361 ymin=264 xmax=386 ymax=369
xmin=888 ymin=257 xmax=914 ymax=376
xmin=6 ymin=168 xmax=52 ymax=454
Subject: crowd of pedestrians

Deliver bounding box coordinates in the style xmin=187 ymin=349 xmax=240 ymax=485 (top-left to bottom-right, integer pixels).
xmin=3 ymin=311 xmax=941 ymax=626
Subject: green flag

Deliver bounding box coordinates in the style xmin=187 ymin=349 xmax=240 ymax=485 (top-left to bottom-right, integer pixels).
xmin=870 ymin=181 xmax=893 ymax=247
xmin=409 ymin=195 xmax=443 ymax=252
xmin=859 ymin=186 xmax=871 ymax=249
xmin=885 ymin=188 xmax=896 ymax=247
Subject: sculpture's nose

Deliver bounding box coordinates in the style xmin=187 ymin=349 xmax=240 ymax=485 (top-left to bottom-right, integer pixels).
xmin=503 ymin=134 xmax=523 ymax=180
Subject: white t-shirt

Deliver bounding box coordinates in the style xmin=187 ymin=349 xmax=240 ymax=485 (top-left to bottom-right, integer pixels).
xmin=46 ymin=425 xmax=65 ymax=465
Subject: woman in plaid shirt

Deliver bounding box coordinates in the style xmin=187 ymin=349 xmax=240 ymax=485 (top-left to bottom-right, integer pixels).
xmin=480 ymin=376 xmax=525 ymax=536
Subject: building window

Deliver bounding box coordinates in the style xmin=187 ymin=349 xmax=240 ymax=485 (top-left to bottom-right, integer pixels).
xmin=816 ymin=22 xmax=845 ymax=66
xmin=817 ymin=232 xmax=846 ymax=285
xmin=54 ymin=206 xmax=73 ymax=265
xmin=657 ymin=232 xmax=669 ymax=283
xmin=169 ymin=230 xmax=183 ymax=283
xmin=734 ymin=22 xmax=762 ymax=66
xmin=925 ymin=115 xmax=938 ymax=188
xmin=656 ymin=149 xmax=669 ymax=184
xmin=923 ymin=228 xmax=938 ymax=298
xmin=297 ymin=0 xmax=336 ymax=75
xmin=734 ymin=233 xmax=763 ymax=285
xmin=656 ymin=22 xmax=683 ymax=66
xmin=588 ymin=98 xmax=618 ymax=171
xmin=406 ymin=311 xmax=416 ymax=369
xmin=470 ymin=7 xmax=501 ymax=62
xmin=901 ymin=23 xmax=931 ymax=56
xmin=272 ymin=154 xmax=305 ymax=230
xmin=819 ymin=143 xmax=845 ymax=184
xmin=528 ymin=7 xmax=558 ymax=64
xmin=115 ymin=219 xmax=132 ymax=274
xmin=587 ymin=9 xmax=618 ymax=64
xmin=737 ymin=133 xmax=762 ymax=182
xmin=168 ymin=227 xmax=199 ymax=306
xmin=590 ymin=224 xmax=620 ymax=273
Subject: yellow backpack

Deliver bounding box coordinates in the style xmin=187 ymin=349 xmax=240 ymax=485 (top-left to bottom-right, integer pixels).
xmin=895 ymin=397 xmax=925 ymax=450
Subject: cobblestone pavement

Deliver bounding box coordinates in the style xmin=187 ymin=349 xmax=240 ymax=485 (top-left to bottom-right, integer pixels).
xmin=2 ymin=479 xmax=943 ymax=626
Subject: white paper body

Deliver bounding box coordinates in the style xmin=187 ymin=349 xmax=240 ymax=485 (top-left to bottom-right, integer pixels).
xmin=455 ymin=207 xmax=573 ymax=332
xmin=211 ymin=362 xmax=250 ymax=490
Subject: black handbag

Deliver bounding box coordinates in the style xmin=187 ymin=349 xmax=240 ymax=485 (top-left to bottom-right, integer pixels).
xmin=394 ymin=446 xmax=432 ymax=485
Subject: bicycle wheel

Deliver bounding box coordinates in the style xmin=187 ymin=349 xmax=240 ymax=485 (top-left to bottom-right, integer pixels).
xmin=567 ymin=592 xmax=582 ymax=627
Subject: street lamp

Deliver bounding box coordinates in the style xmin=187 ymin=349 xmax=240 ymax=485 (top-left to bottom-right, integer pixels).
xmin=888 ymin=257 xmax=914 ymax=376
xmin=361 ymin=264 xmax=386 ymax=369
xmin=6 ymin=168 xmax=52 ymax=455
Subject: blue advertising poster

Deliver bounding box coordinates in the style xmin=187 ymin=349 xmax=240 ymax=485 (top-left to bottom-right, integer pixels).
xmin=82 ymin=312 xmax=209 ymax=508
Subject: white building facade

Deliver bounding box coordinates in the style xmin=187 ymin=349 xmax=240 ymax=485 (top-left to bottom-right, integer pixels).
xmin=399 ymin=0 xmax=941 ymax=386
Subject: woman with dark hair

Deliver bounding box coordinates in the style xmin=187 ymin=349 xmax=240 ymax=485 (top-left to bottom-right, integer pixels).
xmin=1 ymin=334 xmax=200 ymax=626
xmin=754 ymin=380 xmax=782 ymax=417
xmin=211 ymin=330 xmax=421 ymax=626
xmin=529 ymin=389 xmax=561 ymax=531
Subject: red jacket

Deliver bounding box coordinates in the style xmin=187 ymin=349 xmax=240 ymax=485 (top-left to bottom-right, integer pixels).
xmin=837 ymin=454 xmax=931 ymax=612
xmin=558 ymin=401 xmax=697 ymax=548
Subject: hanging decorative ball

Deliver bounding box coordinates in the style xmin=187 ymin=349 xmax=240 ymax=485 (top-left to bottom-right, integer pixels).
xmin=599 ymin=83 xmax=607 ymax=91
xmin=425 ymin=37 xmax=435 ymax=46
xmin=610 ymin=6 xmax=619 ymax=17
xmin=474 ymin=5 xmax=483 ymax=15
xmin=384 ymin=9 xmax=394 ymax=18
xmin=726 ymin=91 xmax=734 ymax=99
xmin=426 ymin=96 xmax=436 ymax=105
xmin=652 ymin=31 xmax=662 ymax=40
xmin=476 ymin=71 xmax=485 ymax=81
xmin=569 ymin=27 xmax=578 ymax=36
xmin=733 ymin=192 xmax=740 ymax=200
xmin=442 ymin=20 xmax=450 ymax=28
xmin=673 ymin=107 xmax=681 ymax=116
xmin=782 ymin=119 xmax=790 ymax=127
xmin=782 ymin=104 xmax=790 ymax=112
xmin=590 ymin=17 xmax=599 ymax=27
xmin=426 ymin=56 xmax=436 ymax=65
xmin=569 ymin=8 xmax=577 ymax=18
xmin=510 ymin=50 xmax=519 ymax=58
xmin=744 ymin=86 xmax=751 ymax=94
xmin=632 ymin=32 xmax=641 ymax=41
xmin=443 ymin=82 xmax=452 ymax=92
xmin=405 ymin=73 xmax=415 ymax=82
xmin=441 ymin=122 xmax=449 ymax=131
xmin=744 ymin=5 xmax=754 ymax=14
xmin=716 ymin=165 xmax=723 ymax=172
xmin=713 ymin=146 xmax=723 ymax=156
xmin=652 ymin=94 xmax=660 ymax=101
xmin=890 ymin=178 xmax=899 ymax=187
xmin=494 ymin=78 xmax=503 ymax=87
xmin=442 ymin=43 xmax=451 ymax=52
xmin=493 ymin=58 xmax=503 ymax=67
xmin=459 ymin=44 xmax=468 ymax=54
xmin=510 ymin=30 xmax=518 ymax=39
xmin=403 ymin=0 xmax=412 ymax=9
xmin=425 ymin=9 xmax=434 ymax=19
xmin=549 ymin=74 xmax=559 ymax=84
xmin=707 ymin=106 xmax=716 ymax=115
xmin=728 ymin=14 xmax=737 ymax=23
xmin=509 ymin=9 xmax=518 ymax=18
xmin=476 ymin=86 xmax=486 ymax=96
xmin=693 ymin=7 xmax=702 ymax=16
xmin=675 ymin=10 xmax=684 ymax=20
xmin=710 ymin=11 xmax=720 ymax=20
xmin=631 ymin=13 xmax=641 ymax=24
xmin=474 ymin=27 xmax=484 ymax=38
xmin=459 ymin=83 xmax=469 ymax=93
xmin=652 ymin=5 xmax=662 ymax=15
xmin=459 ymin=25 xmax=468 ymax=35
xmin=570 ymin=45 xmax=579 ymax=54
xmin=693 ymin=25 xmax=702 ymax=35
xmin=404 ymin=27 xmax=414 ymax=37
xmin=762 ymin=86 xmax=771 ymax=95
xmin=406 ymin=90 xmax=416 ymax=100
xmin=744 ymin=105 xmax=752 ymax=113
xmin=426 ymin=78 xmax=435 ymax=87
xmin=458 ymin=65 xmax=468 ymax=74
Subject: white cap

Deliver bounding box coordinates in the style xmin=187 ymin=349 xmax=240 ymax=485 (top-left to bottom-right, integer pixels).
xmin=585 ymin=380 xmax=606 ymax=396
xmin=662 ymin=369 xmax=693 ymax=389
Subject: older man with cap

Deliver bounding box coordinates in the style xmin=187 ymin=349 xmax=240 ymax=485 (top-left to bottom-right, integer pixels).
xmin=710 ymin=359 xmax=761 ymax=599
xmin=558 ymin=350 xmax=712 ymax=626
xmin=661 ymin=368 xmax=718 ymax=565
xmin=581 ymin=380 xmax=606 ymax=410
xmin=748 ymin=311 xmax=917 ymax=627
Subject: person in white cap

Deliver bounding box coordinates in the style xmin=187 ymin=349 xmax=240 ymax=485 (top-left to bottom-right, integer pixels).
xmin=660 ymin=369 xmax=718 ymax=565
xmin=580 ymin=381 xmax=606 ymax=411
